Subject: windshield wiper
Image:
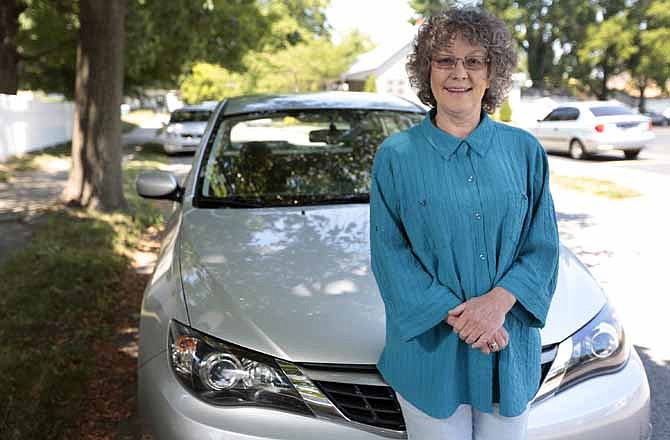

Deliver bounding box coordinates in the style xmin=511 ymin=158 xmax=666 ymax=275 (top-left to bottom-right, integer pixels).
xmin=197 ymin=197 xmax=265 ymax=208
xmin=299 ymin=194 xmax=369 ymax=205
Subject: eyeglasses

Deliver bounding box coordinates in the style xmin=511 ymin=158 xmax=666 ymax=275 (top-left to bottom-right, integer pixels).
xmin=431 ymin=55 xmax=489 ymax=71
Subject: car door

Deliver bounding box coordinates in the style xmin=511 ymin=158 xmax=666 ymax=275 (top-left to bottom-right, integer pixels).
xmin=557 ymin=107 xmax=581 ymax=152
xmin=536 ymin=108 xmax=564 ymax=151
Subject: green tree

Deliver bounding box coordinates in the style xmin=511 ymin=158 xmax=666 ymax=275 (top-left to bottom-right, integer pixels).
xmin=13 ymin=0 xmax=271 ymax=97
xmin=364 ymin=75 xmax=377 ymax=92
xmin=499 ymin=98 xmax=512 ymax=121
xmin=625 ymin=0 xmax=670 ymax=111
xmin=180 ymin=63 xmax=245 ymax=104
xmin=0 ymin=0 xmax=27 ymax=94
xmin=408 ymin=0 xmax=455 ymax=23
xmin=577 ymin=12 xmax=634 ymax=99
xmin=259 ymin=0 xmax=330 ymax=49
xmin=239 ymin=30 xmax=372 ymax=94
xmin=13 ymin=0 xmax=78 ymax=96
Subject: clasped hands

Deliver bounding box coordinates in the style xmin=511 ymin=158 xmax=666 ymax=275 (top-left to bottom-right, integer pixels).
xmin=445 ymin=287 xmax=516 ymax=354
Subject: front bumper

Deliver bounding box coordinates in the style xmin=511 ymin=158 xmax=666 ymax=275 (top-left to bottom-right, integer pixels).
xmin=139 ymin=347 xmax=650 ymax=440
xmin=163 ymin=138 xmax=200 ymax=154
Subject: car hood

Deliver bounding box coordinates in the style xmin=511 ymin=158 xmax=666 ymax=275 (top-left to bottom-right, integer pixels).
xmin=167 ymin=121 xmax=207 ymax=134
xmin=179 ymin=206 xmax=606 ymax=364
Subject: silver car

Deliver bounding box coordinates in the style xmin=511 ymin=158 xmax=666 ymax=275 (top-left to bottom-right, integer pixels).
xmin=160 ymin=102 xmax=217 ymax=154
xmin=534 ymin=101 xmax=655 ymax=160
xmin=136 ymin=92 xmax=651 ymax=440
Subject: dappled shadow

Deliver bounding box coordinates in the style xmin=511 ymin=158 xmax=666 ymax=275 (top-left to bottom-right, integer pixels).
xmin=0 ymin=170 xmax=67 ymax=219
xmin=554 ymin=209 xmax=613 ymax=268
xmin=555 ymin=210 xmax=595 ymax=242
xmin=636 ymin=346 xmax=670 ymax=440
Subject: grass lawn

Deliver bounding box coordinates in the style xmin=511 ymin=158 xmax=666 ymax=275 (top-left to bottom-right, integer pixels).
xmin=551 ymin=173 xmax=642 ymax=199
xmin=0 ymin=146 xmax=169 ymax=439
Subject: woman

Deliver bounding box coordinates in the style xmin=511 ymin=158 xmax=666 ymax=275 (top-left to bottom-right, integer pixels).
xmin=369 ymin=6 xmax=559 ymax=439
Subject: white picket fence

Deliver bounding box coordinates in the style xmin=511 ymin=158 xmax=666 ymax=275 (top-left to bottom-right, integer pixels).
xmin=0 ymin=93 xmax=75 ymax=162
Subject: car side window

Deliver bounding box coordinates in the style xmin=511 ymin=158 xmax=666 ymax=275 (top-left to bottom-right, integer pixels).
xmin=563 ymin=107 xmax=580 ymax=121
xmin=543 ymin=109 xmax=562 ymax=121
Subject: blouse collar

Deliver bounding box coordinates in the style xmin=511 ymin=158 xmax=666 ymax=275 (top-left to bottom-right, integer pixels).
xmin=420 ymin=108 xmax=495 ymax=160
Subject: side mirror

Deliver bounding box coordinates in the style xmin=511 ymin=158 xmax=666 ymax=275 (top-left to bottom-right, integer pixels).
xmin=136 ymin=170 xmax=182 ymax=202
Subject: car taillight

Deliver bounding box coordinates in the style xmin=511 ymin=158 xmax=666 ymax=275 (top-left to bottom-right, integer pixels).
xmin=648 ymin=121 xmax=653 ymax=130
xmin=595 ymin=124 xmax=605 ymax=132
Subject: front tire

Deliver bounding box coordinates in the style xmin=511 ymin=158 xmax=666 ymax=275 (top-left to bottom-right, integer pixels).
xmin=569 ymin=140 xmax=588 ymax=160
xmin=624 ymin=149 xmax=641 ymax=160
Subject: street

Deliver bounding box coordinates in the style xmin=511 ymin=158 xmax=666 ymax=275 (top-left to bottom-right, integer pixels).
xmin=547 ymin=138 xmax=670 ymax=439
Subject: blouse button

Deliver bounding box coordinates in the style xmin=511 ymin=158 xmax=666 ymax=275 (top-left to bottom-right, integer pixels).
xmin=474 ymin=212 xmax=481 ymax=220
xmin=479 ymin=253 xmax=486 ymax=261
xmin=467 ymin=175 xmax=474 ymax=182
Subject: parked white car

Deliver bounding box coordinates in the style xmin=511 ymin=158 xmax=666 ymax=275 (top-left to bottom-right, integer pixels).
xmin=534 ymin=101 xmax=655 ymax=159
xmin=160 ymin=102 xmax=217 ymax=154
xmin=136 ymin=92 xmax=651 ymax=440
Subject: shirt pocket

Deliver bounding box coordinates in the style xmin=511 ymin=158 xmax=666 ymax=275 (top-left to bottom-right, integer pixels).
xmin=401 ymin=193 xmax=455 ymax=251
xmin=504 ymin=191 xmax=529 ymax=244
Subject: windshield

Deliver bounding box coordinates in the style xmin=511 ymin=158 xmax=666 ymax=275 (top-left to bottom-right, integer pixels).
xmin=170 ymin=110 xmax=212 ymax=123
xmin=198 ymin=109 xmax=423 ymax=207
xmin=589 ymin=106 xmax=634 ymax=117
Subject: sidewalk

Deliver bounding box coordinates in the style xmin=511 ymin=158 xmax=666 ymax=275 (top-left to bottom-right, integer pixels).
xmin=548 ymin=157 xmax=670 ymax=356
xmin=0 ymin=158 xmax=70 ymax=265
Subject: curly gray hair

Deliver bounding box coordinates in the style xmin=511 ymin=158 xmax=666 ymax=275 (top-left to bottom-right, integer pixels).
xmin=406 ymin=6 xmax=517 ymax=113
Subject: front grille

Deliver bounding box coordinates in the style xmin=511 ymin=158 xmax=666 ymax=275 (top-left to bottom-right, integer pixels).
xmin=314 ymin=380 xmax=405 ymax=431
xmin=307 ymin=345 xmax=557 ymax=433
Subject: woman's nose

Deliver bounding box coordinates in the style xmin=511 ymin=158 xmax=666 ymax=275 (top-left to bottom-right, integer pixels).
xmin=449 ymin=61 xmax=469 ymax=79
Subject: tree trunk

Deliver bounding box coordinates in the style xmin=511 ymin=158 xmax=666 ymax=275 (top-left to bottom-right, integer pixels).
xmin=0 ymin=0 xmax=26 ymax=95
xmin=62 ymin=0 xmax=127 ymax=211
xmin=638 ymin=83 xmax=646 ymax=113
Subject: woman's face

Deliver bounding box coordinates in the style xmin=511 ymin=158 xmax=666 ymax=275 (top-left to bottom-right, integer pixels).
xmin=430 ymin=33 xmax=490 ymax=120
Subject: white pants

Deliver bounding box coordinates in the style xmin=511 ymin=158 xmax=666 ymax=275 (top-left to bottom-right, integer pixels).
xmin=396 ymin=392 xmax=530 ymax=440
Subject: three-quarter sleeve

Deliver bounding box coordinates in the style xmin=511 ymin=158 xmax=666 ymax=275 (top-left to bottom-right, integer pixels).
xmin=496 ymin=144 xmax=559 ymax=328
xmin=370 ymin=146 xmax=463 ymax=342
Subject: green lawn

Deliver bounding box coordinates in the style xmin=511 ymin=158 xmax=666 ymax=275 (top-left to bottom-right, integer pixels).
xmin=551 ymin=173 xmax=642 ymax=199
xmin=0 ymin=147 xmax=168 ymax=439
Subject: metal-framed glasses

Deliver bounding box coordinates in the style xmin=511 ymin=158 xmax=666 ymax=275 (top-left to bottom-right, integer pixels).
xmin=431 ymin=55 xmax=489 ymax=71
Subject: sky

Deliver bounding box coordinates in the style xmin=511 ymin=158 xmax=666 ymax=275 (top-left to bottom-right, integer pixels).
xmin=325 ymin=0 xmax=417 ymax=45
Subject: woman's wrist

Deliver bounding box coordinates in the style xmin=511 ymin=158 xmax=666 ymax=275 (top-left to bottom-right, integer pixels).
xmin=491 ymin=286 xmax=517 ymax=313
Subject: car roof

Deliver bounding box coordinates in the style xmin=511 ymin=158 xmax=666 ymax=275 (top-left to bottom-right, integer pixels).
xmin=553 ymin=100 xmax=630 ymax=109
xmin=219 ymin=92 xmax=425 ymax=116
xmin=175 ymin=102 xmax=218 ymax=112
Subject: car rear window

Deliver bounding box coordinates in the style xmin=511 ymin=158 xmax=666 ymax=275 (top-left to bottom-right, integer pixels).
xmin=197 ymin=109 xmax=423 ymax=207
xmin=589 ymin=106 xmax=634 ymax=117
xmin=170 ymin=110 xmax=212 ymax=123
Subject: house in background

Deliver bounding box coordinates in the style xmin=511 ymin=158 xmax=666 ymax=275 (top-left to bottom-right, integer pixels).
xmin=343 ymin=37 xmax=422 ymax=105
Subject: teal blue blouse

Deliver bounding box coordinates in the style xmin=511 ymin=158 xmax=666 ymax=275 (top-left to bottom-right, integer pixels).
xmin=370 ymin=109 xmax=559 ymax=418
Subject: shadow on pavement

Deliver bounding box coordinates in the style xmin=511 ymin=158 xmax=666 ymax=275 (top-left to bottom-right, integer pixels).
xmin=636 ymin=346 xmax=670 ymax=440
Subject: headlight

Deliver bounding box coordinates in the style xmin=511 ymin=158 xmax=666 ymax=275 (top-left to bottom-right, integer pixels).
xmin=535 ymin=303 xmax=630 ymax=402
xmin=169 ymin=320 xmax=313 ymax=415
